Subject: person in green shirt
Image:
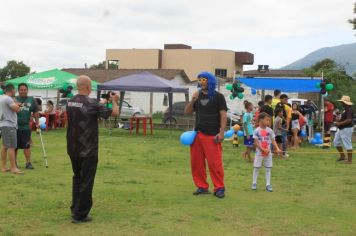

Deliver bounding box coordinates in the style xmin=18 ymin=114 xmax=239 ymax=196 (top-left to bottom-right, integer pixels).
xmin=15 ymin=83 xmax=39 ymax=169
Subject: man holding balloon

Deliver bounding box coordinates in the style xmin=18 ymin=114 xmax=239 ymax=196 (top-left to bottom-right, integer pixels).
xmin=184 ymin=71 xmax=227 ymax=198
xmin=15 ymin=83 xmax=39 ymax=170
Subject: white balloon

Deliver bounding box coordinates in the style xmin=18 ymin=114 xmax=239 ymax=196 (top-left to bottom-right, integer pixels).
xmin=39 ymin=117 xmax=46 ymax=124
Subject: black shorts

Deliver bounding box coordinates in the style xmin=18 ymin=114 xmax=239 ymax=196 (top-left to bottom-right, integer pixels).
xmin=17 ymin=130 xmax=32 ymax=149
xmin=275 ymin=135 xmax=283 ymax=144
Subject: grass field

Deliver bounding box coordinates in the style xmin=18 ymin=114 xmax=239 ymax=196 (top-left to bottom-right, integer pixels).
xmin=1 ymin=128 xmax=356 ymax=236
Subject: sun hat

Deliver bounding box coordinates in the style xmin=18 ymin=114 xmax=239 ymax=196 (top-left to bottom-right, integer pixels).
xmin=338 ymin=95 xmax=353 ymax=105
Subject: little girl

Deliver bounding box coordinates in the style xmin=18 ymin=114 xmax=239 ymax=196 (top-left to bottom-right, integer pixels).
xmin=242 ymin=101 xmax=254 ymax=162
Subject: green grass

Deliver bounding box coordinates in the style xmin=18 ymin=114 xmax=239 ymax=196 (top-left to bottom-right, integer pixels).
xmin=1 ymin=128 xmax=356 ymax=236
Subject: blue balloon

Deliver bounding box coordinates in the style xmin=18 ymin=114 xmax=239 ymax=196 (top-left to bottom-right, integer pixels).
xmin=251 ymin=88 xmax=257 ymax=95
xmin=224 ymin=129 xmax=234 ymax=138
xmin=40 ymin=123 xmax=46 ymax=130
xmin=316 ymin=139 xmax=323 ymax=145
xmin=300 ymin=130 xmax=307 ymax=138
xmin=180 ymin=131 xmax=197 ymax=146
xmin=237 ymin=130 xmax=244 ymax=137
xmin=314 ymin=133 xmax=321 ymax=139
xmin=311 ymin=138 xmax=317 ymax=145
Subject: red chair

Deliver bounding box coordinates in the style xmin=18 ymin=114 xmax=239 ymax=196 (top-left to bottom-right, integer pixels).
xmin=129 ymin=115 xmax=153 ymax=136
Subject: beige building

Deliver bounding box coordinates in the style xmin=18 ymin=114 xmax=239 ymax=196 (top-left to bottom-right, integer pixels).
xmin=106 ymin=44 xmax=254 ymax=81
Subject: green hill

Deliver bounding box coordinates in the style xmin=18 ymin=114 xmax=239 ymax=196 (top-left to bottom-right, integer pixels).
xmin=282 ymin=42 xmax=356 ymax=76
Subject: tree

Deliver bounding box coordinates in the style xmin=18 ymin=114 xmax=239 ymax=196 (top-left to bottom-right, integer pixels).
xmin=349 ymin=2 xmax=356 ymax=30
xmin=90 ymin=61 xmax=118 ymax=69
xmin=0 ymin=60 xmax=30 ymax=81
xmin=304 ymin=59 xmax=356 ymax=109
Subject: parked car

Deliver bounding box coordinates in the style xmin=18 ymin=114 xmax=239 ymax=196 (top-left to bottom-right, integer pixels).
xmin=162 ymin=101 xmax=241 ymax=125
xmin=120 ymin=101 xmax=144 ymax=118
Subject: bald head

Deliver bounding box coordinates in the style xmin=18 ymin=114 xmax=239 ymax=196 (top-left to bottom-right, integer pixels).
xmin=77 ymin=75 xmax=92 ymax=95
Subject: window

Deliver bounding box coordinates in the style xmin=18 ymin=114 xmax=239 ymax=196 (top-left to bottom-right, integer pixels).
xmin=215 ymin=69 xmax=227 ymax=78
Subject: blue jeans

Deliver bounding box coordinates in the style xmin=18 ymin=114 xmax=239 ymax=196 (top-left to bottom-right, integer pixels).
xmin=282 ymin=125 xmax=287 ymax=154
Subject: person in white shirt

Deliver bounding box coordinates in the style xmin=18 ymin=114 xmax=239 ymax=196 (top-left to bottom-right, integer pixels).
xmin=251 ymin=112 xmax=282 ymax=192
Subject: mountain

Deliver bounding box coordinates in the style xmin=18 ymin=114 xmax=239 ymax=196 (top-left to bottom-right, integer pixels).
xmin=281 ymin=42 xmax=356 ymax=76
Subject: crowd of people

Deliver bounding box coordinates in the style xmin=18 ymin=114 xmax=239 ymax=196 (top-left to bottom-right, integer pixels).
xmin=242 ymin=90 xmax=354 ymax=164
xmin=0 ymin=83 xmax=39 ymax=174
xmin=184 ymin=73 xmax=354 ymax=201
xmin=0 ymin=72 xmax=354 ymax=224
xmin=0 ymin=83 xmax=70 ymax=174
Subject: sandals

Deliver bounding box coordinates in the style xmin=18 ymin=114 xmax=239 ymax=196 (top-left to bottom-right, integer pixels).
xmin=11 ymin=169 xmax=24 ymax=174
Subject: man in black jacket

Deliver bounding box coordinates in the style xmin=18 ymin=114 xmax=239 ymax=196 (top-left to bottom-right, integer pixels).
xmin=67 ymin=75 xmax=119 ymax=223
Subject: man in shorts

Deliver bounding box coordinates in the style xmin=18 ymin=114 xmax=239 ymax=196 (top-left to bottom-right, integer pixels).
xmin=15 ymin=83 xmax=39 ymax=169
xmin=334 ymin=96 xmax=354 ymax=164
xmin=0 ymin=84 xmax=22 ymax=174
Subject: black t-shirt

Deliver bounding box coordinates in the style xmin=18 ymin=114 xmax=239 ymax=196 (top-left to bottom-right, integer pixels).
xmin=66 ymin=95 xmax=112 ymax=157
xmin=193 ymin=91 xmax=227 ymax=135
xmin=260 ymin=104 xmax=274 ymax=118
xmin=292 ymin=112 xmax=299 ymax=121
xmin=339 ymin=106 xmax=353 ymax=130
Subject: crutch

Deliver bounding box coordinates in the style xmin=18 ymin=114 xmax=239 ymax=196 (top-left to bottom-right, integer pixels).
xmin=38 ymin=128 xmax=48 ymax=168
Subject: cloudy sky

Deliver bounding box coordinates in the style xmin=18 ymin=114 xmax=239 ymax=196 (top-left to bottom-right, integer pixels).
xmin=0 ymin=0 xmax=355 ymax=72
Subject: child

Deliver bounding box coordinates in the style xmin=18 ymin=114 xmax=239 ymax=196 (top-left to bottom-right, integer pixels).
xmin=291 ymin=103 xmax=303 ymax=149
xmin=251 ymin=112 xmax=282 ymax=192
xmin=273 ymin=108 xmax=285 ymax=155
xmin=242 ymin=101 xmax=254 ymax=162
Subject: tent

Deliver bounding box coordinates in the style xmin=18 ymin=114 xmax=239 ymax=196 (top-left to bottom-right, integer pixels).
xmin=97 ymin=71 xmax=189 ymax=122
xmin=238 ymin=77 xmax=322 ymax=93
xmin=5 ymin=69 xmax=98 ymax=90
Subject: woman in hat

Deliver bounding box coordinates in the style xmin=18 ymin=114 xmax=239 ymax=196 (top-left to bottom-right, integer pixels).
xmin=334 ymin=96 xmax=354 ymax=164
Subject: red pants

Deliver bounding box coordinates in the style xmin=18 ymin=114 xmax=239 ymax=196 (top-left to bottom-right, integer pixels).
xmin=190 ymin=132 xmax=225 ymax=192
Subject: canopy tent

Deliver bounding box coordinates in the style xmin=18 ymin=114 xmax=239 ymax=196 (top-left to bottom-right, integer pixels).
xmin=5 ymin=69 xmax=98 ymax=90
xmin=238 ymin=77 xmax=322 ymax=93
xmin=97 ymin=71 xmax=189 ymax=123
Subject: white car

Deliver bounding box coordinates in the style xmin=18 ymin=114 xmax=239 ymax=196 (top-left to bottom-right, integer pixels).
xmin=120 ymin=101 xmax=144 ymax=118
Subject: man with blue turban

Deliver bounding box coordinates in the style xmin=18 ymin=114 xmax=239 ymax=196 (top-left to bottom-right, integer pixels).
xmin=184 ymin=71 xmax=227 ymax=198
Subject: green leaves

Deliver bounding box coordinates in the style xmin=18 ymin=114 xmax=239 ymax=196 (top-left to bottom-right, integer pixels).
xmin=0 ymin=60 xmax=30 ymax=82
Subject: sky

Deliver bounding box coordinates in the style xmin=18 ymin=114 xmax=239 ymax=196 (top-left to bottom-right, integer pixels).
xmin=0 ymin=0 xmax=355 ymax=72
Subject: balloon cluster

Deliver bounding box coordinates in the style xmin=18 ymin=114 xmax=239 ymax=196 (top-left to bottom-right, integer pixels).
xmin=39 ymin=117 xmax=47 ymax=130
xmin=316 ymin=82 xmax=334 ymax=95
xmin=310 ymin=132 xmax=323 ymax=145
xmin=226 ymin=82 xmax=244 ymax=100
xmin=59 ymin=84 xmax=74 ymax=98
xmin=224 ymin=125 xmax=244 ymax=139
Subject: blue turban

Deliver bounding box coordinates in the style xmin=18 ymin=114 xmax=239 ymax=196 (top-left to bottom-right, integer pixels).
xmin=197 ymin=71 xmax=217 ymax=100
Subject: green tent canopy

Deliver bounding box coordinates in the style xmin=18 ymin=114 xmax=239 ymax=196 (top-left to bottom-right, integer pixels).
xmin=5 ymin=69 xmax=98 ymax=90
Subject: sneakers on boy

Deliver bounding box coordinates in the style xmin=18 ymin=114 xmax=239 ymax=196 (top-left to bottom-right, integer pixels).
xmin=251 ymin=183 xmax=257 ymax=190
xmin=25 ymin=162 xmax=34 ymax=169
xmin=193 ymin=188 xmax=210 ymax=195
xmin=214 ymin=188 xmax=225 ymax=198
xmin=266 ymin=185 xmax=273 ymax=192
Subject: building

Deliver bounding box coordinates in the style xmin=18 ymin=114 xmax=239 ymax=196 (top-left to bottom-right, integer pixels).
xmin=106 ymin=44 xmax=254 ymax=81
